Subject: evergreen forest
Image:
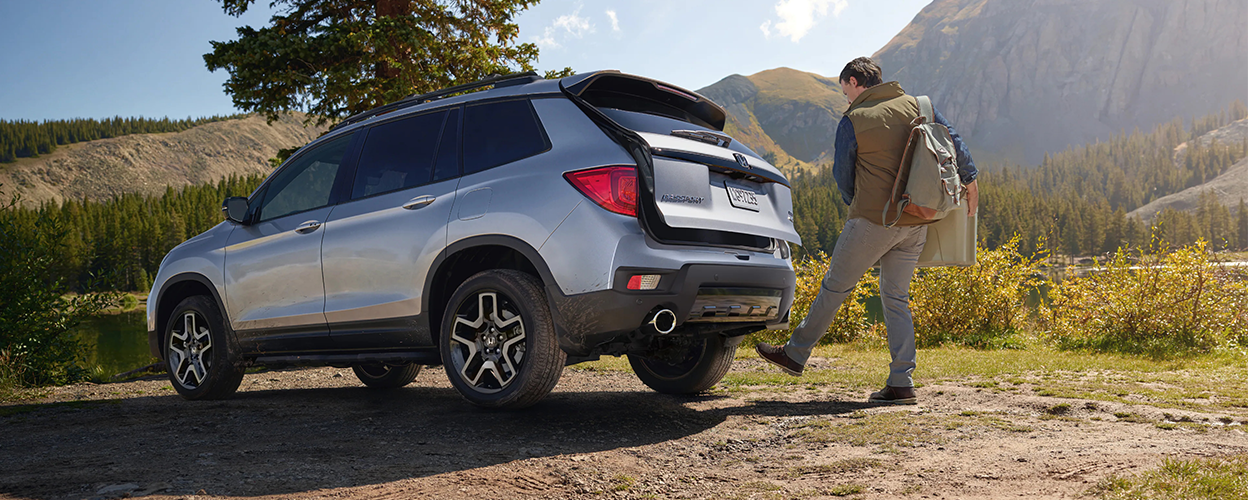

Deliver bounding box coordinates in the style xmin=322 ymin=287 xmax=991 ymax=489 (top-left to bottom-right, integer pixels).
xmin=2 ymin=175 xmax=263 ymax=292
xmin=0 ymin=114 xmax=244 ymax=163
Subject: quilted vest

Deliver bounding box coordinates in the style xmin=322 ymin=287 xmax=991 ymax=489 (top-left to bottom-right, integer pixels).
xmin=844 ymin=82 xmax=930 ymax=227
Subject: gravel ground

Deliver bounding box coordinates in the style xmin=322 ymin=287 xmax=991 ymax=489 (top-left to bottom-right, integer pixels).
xmin=2 ymin=358 xmax=1246 ymax=500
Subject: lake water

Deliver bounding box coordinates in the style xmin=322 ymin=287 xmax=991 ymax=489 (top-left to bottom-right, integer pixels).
xmin=75 ymin=311 xmax=157 ymax=377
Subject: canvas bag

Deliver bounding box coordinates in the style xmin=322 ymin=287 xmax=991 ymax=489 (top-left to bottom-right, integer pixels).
xmin=882 ymin=95 xmax=962 ymax=227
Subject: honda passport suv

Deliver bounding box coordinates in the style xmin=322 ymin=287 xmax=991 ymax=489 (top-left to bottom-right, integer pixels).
xmin=148 ymin=71 xmax=800 ymax=408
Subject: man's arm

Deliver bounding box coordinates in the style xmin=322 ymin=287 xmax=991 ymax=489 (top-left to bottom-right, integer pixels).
xmin=832 ymin=115 xmax=857 ymax=206
xmin=932 ymin=105 xmax=978 ymax=215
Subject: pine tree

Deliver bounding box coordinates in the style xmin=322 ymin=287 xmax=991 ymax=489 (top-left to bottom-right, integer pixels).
xmin=1238 ymin=198 xmax=1248 ymax=250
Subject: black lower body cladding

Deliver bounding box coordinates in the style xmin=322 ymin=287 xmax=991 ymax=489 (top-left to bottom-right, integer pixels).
xmin=547 ymin=263 xmax=795 ymax=356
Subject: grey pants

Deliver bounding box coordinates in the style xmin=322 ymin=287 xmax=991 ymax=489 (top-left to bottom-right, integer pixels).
xmin=784 ymin=217 xmax=927 ymax=388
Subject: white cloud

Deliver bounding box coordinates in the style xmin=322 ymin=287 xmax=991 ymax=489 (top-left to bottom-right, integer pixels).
xmin=530 ymin=7 xmax=595 ymax=49
xmin=769 ymin=0 xmax=848 ymax=42
xmin=759 ymin=20 xmax=772 ymax=39
xmin=606 ymin=10 xmax=620 ymax=32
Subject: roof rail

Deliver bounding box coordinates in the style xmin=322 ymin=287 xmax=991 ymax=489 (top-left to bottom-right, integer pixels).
xmin=331 ymin=71 xmax=541 ymax=130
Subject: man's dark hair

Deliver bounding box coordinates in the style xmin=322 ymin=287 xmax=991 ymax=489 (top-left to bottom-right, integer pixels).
xmin=839 ymin=57 xmax=883 ymax=88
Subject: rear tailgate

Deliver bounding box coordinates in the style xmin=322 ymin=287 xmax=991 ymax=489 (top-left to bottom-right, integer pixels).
xmin=642 ymin=132 xmax=800 ymax=244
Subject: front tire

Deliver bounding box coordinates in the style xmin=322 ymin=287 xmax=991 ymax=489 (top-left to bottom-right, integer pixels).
xmin=165 ymin=296 xmax=244 ymax=400
xmin=352 ymin=363 xmax=420 ymax=389
xmin=440 ymin=270 xmax=565 ymax=409
xmin=629 ymin=335 xmax=736 ymax=394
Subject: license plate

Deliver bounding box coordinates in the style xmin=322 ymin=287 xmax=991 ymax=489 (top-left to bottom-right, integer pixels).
xmin=724 ymin=182 xmax=761 ymax=211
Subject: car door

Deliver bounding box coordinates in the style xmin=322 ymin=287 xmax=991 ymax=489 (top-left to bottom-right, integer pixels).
xmin=223 ymin=132 xmax=357 ymax=351
xmin=320 ymin=108 xmax=461 ymax=348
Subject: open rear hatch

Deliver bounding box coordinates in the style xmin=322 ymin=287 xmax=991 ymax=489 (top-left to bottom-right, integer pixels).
xmin=560 ymin=71 xmax=802 ymax=249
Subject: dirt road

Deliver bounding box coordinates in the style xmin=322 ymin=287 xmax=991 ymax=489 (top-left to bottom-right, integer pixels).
xmin=2 ymin=358 xmax=1245 ymax=500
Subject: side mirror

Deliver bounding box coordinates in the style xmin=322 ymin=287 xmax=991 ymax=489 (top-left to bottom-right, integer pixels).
xmin=222 ymin=197 xmax=249 ymax=224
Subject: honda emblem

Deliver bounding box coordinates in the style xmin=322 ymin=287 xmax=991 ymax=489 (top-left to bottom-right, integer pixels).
xmin=734 ymin=153 xmax=750 ymax=169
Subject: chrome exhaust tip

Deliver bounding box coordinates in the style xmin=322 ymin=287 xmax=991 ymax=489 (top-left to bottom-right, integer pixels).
xmin=649 ymin=309 xmax=677 ymax=334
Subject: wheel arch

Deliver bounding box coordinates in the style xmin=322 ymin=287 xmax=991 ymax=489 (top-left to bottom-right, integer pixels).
xmin=151 ymin=273 xmax=230 ymax=360
xmin=423 ymin=235 xmax=556 ymax=343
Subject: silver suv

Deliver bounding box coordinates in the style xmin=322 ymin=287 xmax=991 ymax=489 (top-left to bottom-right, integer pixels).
xmin=148 ymin=71 xmax=799 ymax=408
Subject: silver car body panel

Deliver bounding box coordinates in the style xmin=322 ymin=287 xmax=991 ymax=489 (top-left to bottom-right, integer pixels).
xmin=640 ymin=132 xmax=801 ymax=244
xmin=320 ymin=176 xmax=460 ymax=325
xmin=146 ymin=222 xmax=234 ymax=334
xmin=222 ymin=207 xmax=334 ymax=333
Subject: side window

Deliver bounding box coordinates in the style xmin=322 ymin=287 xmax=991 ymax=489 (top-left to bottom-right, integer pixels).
xmin=351 ymin=111 xmax=446 ymax=199
xmin=432 ymin=108 xmax=460 ymax=182
xmin=462 ymin=99 xmax=548 ymax=175
xmin=258 ymin=132 xmax=354 ymax=222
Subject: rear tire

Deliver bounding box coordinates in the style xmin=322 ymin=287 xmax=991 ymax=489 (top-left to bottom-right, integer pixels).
xmin=352 ymin=363 xmax=420 ymax=388
xmin=440 ymin=270 xmax=566 ymax=409
xmin=629 ymin=335 xmax=736 ymax=394
xmin=165 ymin=296 xmax=244 ymax=400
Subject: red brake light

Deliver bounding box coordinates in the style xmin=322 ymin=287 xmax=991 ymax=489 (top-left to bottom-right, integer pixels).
xmin=564 ymin=166 xmax=638 ymax=217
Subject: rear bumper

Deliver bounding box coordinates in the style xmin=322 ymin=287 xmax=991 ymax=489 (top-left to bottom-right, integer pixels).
xmin=547 ymin=263 xmax=795 ymax=356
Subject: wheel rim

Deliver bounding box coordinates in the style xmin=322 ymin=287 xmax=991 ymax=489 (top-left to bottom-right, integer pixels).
xmin=641 ymin=339 xmax=707 ymax=380
xmin=168 ymin=311 xmax=212 ymax=389
xmin=449 ymin=291 xmax=527 ymax=394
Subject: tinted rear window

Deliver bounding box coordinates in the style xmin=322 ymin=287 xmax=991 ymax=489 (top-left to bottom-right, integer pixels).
xmin=351 ymin=111 xmax=446 ymax=199
xmin=462 ymin=99 xmax=548 ymax=175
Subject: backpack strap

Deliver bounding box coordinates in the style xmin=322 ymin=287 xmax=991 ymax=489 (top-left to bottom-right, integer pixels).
xmin=916 ymin=95 xmax=934 ymax=125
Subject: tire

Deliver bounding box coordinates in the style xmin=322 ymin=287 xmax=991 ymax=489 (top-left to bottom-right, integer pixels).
xmin=629 ymin=335 xmax=736 ymax=395
xmin=440 ymin=270 xmax=565 ymax=409
xmin=164 ymin=295 xmax=244 ymax=400
xmin=352 ymin=363 xmax=421 ymax=389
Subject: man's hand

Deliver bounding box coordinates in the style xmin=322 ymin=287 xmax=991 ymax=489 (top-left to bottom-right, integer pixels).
xmin=965 ymin=180 xmax=979 ymax=217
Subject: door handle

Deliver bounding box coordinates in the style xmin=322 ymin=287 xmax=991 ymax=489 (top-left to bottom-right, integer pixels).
xmin=402 ymin=195 xmax=436 ymax=210
xmin=295 ymin=220 xmax=322 ymax=233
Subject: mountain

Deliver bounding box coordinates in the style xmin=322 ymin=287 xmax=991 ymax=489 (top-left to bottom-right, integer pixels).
xmin=873 ymin=0 xmax=1248 ymax=165
xmin=0 ymin=113 xmax=325 ymax=206
xmin=1129 ymin=118 xmax=1248 ymax=222
xmin=697 ymin=68 xmax=849 ymax=173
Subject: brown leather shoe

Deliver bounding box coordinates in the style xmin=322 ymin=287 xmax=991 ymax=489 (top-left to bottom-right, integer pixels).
xmin=755 ymin=343 xmax=803 ymax=376
xmin=868 ymin=386 xmax=917 ymax=405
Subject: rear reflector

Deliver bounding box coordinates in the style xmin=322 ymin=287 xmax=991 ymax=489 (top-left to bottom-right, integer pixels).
xmin=627 ymin=274 xmax=661 ymax=290
xmin=564 ymin=166 xmax=638 ymax=217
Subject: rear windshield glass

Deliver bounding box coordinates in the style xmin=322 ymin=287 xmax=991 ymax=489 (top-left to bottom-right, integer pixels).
xmin=599 ymin=108 xmax=762 ymax=159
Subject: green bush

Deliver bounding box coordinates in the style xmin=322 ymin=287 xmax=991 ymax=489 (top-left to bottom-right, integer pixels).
xmin=747 ymin=251 xmax=879 ymax=346
xmin=119 ymin=294 xmax=140 ymax=311
xmin=1042 ymin=240 xmax=1248 ymax=357
xmin=0 ymin=195 xmax=117 ymax=393
xmin=910 ymin=237 xmax=1048 ymax=349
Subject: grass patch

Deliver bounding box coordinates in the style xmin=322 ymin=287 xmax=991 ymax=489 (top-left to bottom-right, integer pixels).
xmin=567 ymin=355 xmax=633 ymax=373
xmin=789 ymin=457 xmax=883 ymax=477
xmin=1114 ymin=412 xmax=1152 ymax=424
xmin=1046 ymin=403 xmax=1073 ymax=415
xmin=792 ymin=411 xmax=944 ymax=448
xmin=1092 ymin=454 xmax=1248 ymax=499
xmin=730 ymin=343 xmax=1248 ymax=414
xmin=826 ymin=484 xmax=865 ymax=496
xmin=610 ymin=474 xmax=635 ymax=492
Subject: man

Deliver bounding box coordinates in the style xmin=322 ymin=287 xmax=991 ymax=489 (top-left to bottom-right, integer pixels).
xmin=756 ymin=57 xmax=978 ymax=405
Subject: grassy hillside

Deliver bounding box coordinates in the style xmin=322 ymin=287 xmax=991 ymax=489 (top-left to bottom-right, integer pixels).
xmin=699 ymin=68 xmax=849 ymax=175
xmin=0 ymin=113 xmax=325 ymax=207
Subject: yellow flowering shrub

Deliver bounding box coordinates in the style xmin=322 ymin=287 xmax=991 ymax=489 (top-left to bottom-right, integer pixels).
xmin=910 ymin=238 xmax=1048 ymax=348
xmin=1042 ymin=241 xmax=1248 ymax=357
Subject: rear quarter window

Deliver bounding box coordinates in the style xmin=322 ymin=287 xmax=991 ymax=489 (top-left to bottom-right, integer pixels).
xmin=462 ymin=99 xmax=549 ymax=175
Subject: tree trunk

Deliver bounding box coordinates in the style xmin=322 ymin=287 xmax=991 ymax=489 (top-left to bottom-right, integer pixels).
xmin=375 ymin=0 xmax=413 ymax=80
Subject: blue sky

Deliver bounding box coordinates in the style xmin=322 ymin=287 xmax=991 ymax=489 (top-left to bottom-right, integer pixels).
xmin=0 ymin=0 xmax=929 ymax=121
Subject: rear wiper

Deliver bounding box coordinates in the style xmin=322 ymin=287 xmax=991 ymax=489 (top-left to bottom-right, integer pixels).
xmin=670 ymin=129 xmax=732 ymax=148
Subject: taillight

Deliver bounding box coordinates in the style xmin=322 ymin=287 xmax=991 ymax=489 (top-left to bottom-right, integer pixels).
xmin=563 ymin=166 xmax=638 ymax=217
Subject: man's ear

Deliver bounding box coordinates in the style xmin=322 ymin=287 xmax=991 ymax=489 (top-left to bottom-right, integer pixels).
xmin=847 ymin=76 xmax=858 ymax=89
